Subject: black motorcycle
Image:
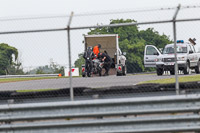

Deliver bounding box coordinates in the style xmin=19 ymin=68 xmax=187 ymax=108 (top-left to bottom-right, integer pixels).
xmin=82 ymin=58 xmax=103 ymax=77
xmin=92 ymin=58 xmax=104 ymax=76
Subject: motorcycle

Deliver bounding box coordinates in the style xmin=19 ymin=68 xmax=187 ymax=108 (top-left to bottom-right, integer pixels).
xmin=82 ymin=58 xmax=104 ymax=77
xmin=92 ymin=58 xmax=104 ymax=76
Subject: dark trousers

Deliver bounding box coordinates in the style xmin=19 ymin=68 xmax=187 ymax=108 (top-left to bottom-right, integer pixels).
xmin=85 ymin=60 xmax=93 ymax=73
xmin=103 ymin=61 xmax=112 ymax=74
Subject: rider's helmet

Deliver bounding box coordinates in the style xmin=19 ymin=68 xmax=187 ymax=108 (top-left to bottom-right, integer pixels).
xmin=98 ymin=44 xmax=101 ymax=48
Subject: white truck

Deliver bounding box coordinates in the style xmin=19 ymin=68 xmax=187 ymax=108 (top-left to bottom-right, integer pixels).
xmin=144 ymin=39 xmax=200 ymax=76
xmin=82 ymin=34 xmax=127 ymax=77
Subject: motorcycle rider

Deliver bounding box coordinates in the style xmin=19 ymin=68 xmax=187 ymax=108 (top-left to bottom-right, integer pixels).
xmin=98 ymin=52 xmax=112 ymax=76
xmin=83 ymin=46 xmax=95 ymax=77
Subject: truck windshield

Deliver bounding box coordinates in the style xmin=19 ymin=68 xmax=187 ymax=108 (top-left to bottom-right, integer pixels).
xmin=163 ymin=46 xmax=187 ymax=54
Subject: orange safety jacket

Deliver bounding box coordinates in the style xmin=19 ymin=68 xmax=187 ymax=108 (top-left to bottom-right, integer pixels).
xmin=93 ymin=46 xmax=99 ymax=57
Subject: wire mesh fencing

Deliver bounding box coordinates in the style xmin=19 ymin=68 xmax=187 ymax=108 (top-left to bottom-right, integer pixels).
xmin=0 ymin=5 xmax=200 ymax=104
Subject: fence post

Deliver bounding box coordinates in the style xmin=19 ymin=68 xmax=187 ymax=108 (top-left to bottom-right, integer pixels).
xmin=173 ymin=4 xmax=181 ymax=95
xmin=67 ymin=12 xmax=74 ymax=101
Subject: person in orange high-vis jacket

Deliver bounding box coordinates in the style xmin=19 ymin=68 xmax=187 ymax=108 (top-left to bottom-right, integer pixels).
xmin=93 ymin=44 xmax=101 ymax=57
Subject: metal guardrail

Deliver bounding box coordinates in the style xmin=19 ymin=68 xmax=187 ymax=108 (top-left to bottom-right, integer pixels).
xmin=0 ymin=74 xmax=60 ymax=78
xmin=0 ymin=94 xmax=200 ymax=133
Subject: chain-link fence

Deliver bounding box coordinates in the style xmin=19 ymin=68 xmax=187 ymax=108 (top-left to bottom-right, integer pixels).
xmin=0 ymin=4 xmax=200 ymax=104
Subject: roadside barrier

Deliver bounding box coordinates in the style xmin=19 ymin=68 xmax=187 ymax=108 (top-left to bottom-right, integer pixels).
xmin=0 ymin=74 xmax=60 ymax=78
xmin=0 ymin=94 xmax=200 ymax=133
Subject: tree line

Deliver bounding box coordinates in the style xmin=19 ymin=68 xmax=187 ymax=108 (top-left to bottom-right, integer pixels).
xmin=0 ymin=43 xmax=23 ymax=75
xmin=75 ymin=19 xmax=172 ymax=73
xmin=0 ymin=43 xmax=64 ymax=75
xmin=1 ymin=19 xmax=172 ymax=75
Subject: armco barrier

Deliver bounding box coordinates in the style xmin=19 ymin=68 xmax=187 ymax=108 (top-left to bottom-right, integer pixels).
xmin=0 ymin=74 xmax=60 ymax=78
xmin=0 ymin=94 xmax=200 ymax=133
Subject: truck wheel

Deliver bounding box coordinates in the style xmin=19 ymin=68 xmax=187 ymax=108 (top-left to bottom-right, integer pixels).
xmin=183 ymin=62 xmax=190 ymax=75
xmin=156 ymin=68 xmax=163 ymax=76
xmin=117 ymin=72 xmax=122 ymax=76
xmin=195 ymin=61 xmax=200 ymax=74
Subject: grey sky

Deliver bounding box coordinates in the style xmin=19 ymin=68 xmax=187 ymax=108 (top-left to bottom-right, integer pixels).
xmin=0 ymin=0 xmax=200 ymax=70
xmin=0 ymin=0 xmax=199 ymax=17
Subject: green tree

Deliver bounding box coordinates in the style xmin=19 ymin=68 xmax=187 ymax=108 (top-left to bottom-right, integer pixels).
xmin=6 ymin=61 xmax=24 ymax=75
xmin=87 ymin=19 xmax=172 ymax=73
xmin=74 ymin=53 xmax=85 ymax=74
xmin=49 ymin=60 xmax=64 ymax=76
xmin=30 ymin=60 xmax=64 ymax=76
xmin=36 ymin=67 xmax=46 ymax=74
xmin=6 ymin=52 xmax=24 ymax=75
xmin=0 ymin=43 xmax=19 ymax=75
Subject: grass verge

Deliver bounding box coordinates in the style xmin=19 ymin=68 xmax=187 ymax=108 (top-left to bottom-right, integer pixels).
xmin=16 ymin=88 xmax=58 ymax=93
xmin=0 ymin=76 xmax=81 ymax=83
xmin=140 ymin=74 xmax=200 ymax=84
xmin=0 ymin=77 xmax=65 ymax=83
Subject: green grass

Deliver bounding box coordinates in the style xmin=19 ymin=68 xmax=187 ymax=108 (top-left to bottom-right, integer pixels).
xmin=0 ymin=76 xmax=81 ymax=93
xmin=140 ymin=74 xmax=200 ymax=84
xmin=0 ymin=76 xmax=82 ymax=83
xmin=16 ymin=88 xmax=58 ymax=93
xmin=0 ymin=77 xmax=65 ymax=83
xmin=128 ymin=73 xmax=156 ymax=76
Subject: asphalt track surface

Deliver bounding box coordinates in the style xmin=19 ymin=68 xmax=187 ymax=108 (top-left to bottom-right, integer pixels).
xmin=0 ymin=73 xmax=194 ymax=91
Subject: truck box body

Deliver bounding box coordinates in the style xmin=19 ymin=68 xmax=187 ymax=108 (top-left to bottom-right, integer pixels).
xmin=84 ymin=34 xmax=118 ymax=64
xmin=82 ymin=34 xmax=126 ymax=76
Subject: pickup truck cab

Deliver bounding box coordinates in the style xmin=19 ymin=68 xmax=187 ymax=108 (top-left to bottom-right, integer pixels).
xmin=144 ymin=39 xmax=200 ymax=76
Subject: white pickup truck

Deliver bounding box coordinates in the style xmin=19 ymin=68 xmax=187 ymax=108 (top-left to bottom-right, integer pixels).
xmin=144 ymin=39 xmax=200 ymax=76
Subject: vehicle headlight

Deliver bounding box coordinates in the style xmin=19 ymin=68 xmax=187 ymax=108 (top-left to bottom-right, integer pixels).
xmin=177 ymin=56 xmax=186 ymax=61
xmin=155 ymin=58 xmax=163 ymax=62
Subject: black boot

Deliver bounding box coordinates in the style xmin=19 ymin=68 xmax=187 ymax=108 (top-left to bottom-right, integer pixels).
xmin=103 ymin=72 xmax=109 ymax=76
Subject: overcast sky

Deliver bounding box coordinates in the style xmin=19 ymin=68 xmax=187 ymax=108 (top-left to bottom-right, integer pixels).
xmin=0 ymin=0 xmax=199 ymax=17
xmin=0 ymin=0 xmax=200 ymax=70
